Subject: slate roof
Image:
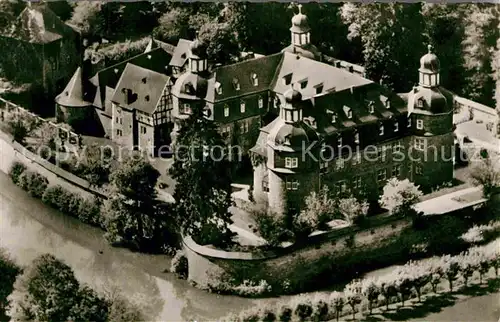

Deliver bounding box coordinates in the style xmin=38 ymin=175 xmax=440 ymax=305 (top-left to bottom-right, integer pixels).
xmin=55 ymin=67 xmax=92 ymax=107
xmin=206 ymin=53 xmax=284 ymax=102
xmin=112 ymin=63 xmax=170 ymax=115
xmin=88 ymin=47 xmax=171 ymax=114
xmin=169 ymin=39 xmax=193 ymax=67
xmin=7 ymin=3 xmax=75 ymax=44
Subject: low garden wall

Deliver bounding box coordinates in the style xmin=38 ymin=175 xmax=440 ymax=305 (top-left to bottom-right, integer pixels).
xmin=0 ymin=129 xmax=106 ymax=200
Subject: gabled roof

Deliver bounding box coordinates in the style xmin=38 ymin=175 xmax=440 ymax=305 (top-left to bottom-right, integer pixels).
xmin=169 ymin=39 xmax=193 ymax=67
xmin=89 ymin=47 xmax=171 ymax=109
xmin=55 ymin=67 xmax=92 ymax=107
xmin=272 ymin=52 xmax=372 ymax=99
xmin=7 ymin=3 xmax=75 ymax=44
xmin=111 ymin=63 xmax=170 ymax=115
xmin=206 ymin=53 xmax=284 ymax=102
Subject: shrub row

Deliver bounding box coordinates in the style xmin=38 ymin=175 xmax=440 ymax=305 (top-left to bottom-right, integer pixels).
xmin=9 ymin=162 xmax=104 ymax=228
xmin=227 ymin=238 xmax=500 ymax=322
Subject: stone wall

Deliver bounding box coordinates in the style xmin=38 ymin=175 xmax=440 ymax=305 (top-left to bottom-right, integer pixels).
xmin=0 ymin=129 xmax=106 ymax=200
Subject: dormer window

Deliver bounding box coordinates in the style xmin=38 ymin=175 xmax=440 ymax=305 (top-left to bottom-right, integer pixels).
xmin=240 ymin=101 xmax=246 ymax=113
xmin=331 ymin=113 xmax=337 ymax=123
xmin=344 ymin=106 xmax=352 ymax=119
xmin=368 ymin=101 xmax=375 ymax=114
xmin=184 ymin=84 xmax=192 ymax=94
xmin=145 ymin=95 xmax=150 ymax=102
xmin=181 ymin=53 xmax=186 ymax=59
xmin=233 ymin=78 xmax=240 ymax=91
xmin=315 ymin=84 xmax=324 ymax=95
xmin=379 ymin=124 xmax=384 ymax=136
xmin=251 ymin=73 xmax=258 ymax=86
xmin=215 ymin=82 xmax=222 ymax=95
xmin=258 ymin=96 xmax=263 ymax=109
xmin=283 ymin=73 xmax=292 ymax=86
xmin=299 ymin=79 xmax=308 ymax=89
xmin=394 ymin=121 xmax=399 ymax=132
xmin=386 ymin=101 xmax=391 ymax=109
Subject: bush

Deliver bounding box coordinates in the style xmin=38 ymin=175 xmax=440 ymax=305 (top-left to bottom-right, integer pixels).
xmin=9 ymin=161 xmax=26 ymax=184
xmin=77 ymin=197 xmax=103 ymax=227
xmin=254 ymin=210 xmax=294 ymax=247
xmin=17 ymin=171 xmax=48 ymax=198
xmin=170 ymin=250 xmax=188 ymax=279
xmin=42 ymin=185 xmax=69 ymax=209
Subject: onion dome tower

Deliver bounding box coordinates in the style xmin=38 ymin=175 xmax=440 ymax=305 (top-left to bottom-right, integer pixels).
xmin=263 ymin=87 xmax=319 ymax=216
xmin=281 ymin=4 xmax=321 ymax=61
xmin=170 ymin=36 xmax=210 ymax=147
xmin=407 ymin=44 xmax=454 ymax=191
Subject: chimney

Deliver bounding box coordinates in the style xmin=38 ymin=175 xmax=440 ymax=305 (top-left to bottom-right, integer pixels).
xmin=413 ymin=86 xmax=418 ymax=93
xmin=124 ymin=88 xmax=132 ymax=105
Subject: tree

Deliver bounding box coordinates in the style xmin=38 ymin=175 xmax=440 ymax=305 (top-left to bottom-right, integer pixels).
xmin=394 ymin=271 xmax=413 ymax=307
xmin=361 ymin=277 xmax=380 ymax=315
xmin=0 ymin=0 xmax=25 ymax=33
xmin=329 ymin=291 xmax=344 ymax=322
xmin=442 ymin=255 xmax=460 ymax=292
xmin=296 ymin=185 xmax=335 ymax=233
xmin=170 ymin=103 xmax=235 ymax=248
xmin=103 ymin=156 xmax=162 ymax=249
xmin=405 ymin=261 xmax=431 ymax=302
xmin=378 ymin=279 xmax=398 ymax=311
xmin=7 ymin=254 xmax=81 ymax=321
xmin=68 ymin=2 xmax=103 ymax=37
xmin=379 ymin=178 xmax=423 ymax=216
xmin=153 ymin=7 xmax=192 ymax=42
xmin=337 ymin=196 xmax=369 ymax=225
xmin=458 ymin=253 xmax=475 ymax=287
xmin=340 ymin=3 xmax=425 ymax=92
xmin=343 ymin=280 xmax=362 ymax=320
xmin=0 ymin=249 xmax=20 ymax=320
xmin=199 ymin=21 xmax=240 ymax=65
xmin=68 ymin=286 xmax=109 ymax=322
xmin=470 ymin=153 xmax=500 ymax=198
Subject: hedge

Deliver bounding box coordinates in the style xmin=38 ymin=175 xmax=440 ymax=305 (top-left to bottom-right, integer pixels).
xmin=17 ymin=170 xmax=48 ymax=198
xmin=8 ymin=161 xmax=26 ymax=185
xmin=228 ymin=238 xmax=500 ymax=322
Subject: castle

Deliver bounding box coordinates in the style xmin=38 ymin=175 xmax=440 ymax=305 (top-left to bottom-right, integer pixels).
xmin=57 ymin=6 xmax=459 ymax=214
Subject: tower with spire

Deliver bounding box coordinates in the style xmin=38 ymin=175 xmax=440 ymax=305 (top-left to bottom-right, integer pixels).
xmin=407 ymin=44 xmax=454 ymax=191
xmin=281 ymin=4 xmax=322 ymax=61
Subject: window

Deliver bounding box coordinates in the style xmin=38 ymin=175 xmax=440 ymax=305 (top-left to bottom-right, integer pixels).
xmin=283 ymin=74 xmax=292 ymax=86
xmin=369 ymin=102 xmax=375 ymax=114
xmin=335 ymin=181 xmax=347 ymax=195
xmin=407 ymin=117 xmax=412 ymax=128
xmin=115 ymin=117 xmax=119 ymax=123
xmin=414 ymin=138 xmax=426 ymax=150
xmin=393 ymin=142 xmax=402 ymax=153
xmin=415 ymin=164 xmax=423 ymax=175
xmin=215 ymin=82 xmax=222 ymax=95
xmin=300 ymin=79 xmax=308 ymax=89
xmin=262 ymin=180 xmax=269 ymax=192
xmin=353 ymin=152 xmax=361 ymax=165
xmin=286 ymin=178 xmax=299 ymax=190
xmin=251 ymin=73 xmax=258 ymax=86
xmin=379 ymin=124 xmax=384 ymax=136
xmin=181 ymin=103 xmax=191 ymax=114
xmin=320 ymin=161 xmax=329 ymax=173
xmin=392 ymin=165 xmax=401 ymax=178
xmin=258 ymin=96 xmax=264 ymax=109
xmin=240 ymin=121 xmax=249 ymax=133
xmin=344 ymin=106 xmax=352 ymax=119
xmin=417 ymin=99 xmax=423 ymax=108
xmin=378 ymin=146 xmax=387 ymax=159
xmin=116 ymin=129 xmax=122 ymax=136
xmin=353 ymin=176 xmax=362 ymax=189
xmin=337 ymin=136 xmax=343 ymax=148
xmin=285 ymin=157 xmax=298 ymax=168
xmin=377 ymin=169 xmax=387 ymax=184
xmin=233 ymin=78 xmax=240 ymax=91
xmin=274 ymin=97 xmax=280 ymax=109
xmin=354 ymin=131 xmax=360 ymax=145
xmin=141 ymin=126 xmax=147 ymax=134
xmin=224 ymin=105 xmax=230 ymax=117
xmin=416 ymin=119 xmax=424 ymax=130
xmin=331 ymin=113 xmax=337 ymax=123
xmin=315 ymin=84 xmax=324 ymax=94
xmin=394 ymin=121 xmax=399 ymax=132
xmin=240 ymin=101 xmax=246 ymax=113
xmin=335 ymin=157 xmax=344 ymax=170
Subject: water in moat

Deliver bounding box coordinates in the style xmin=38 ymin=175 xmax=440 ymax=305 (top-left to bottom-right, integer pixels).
xmin=0 ymin=172 xmax=268 ymax=321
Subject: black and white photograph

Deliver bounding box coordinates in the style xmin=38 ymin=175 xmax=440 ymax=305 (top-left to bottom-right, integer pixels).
xmin=0 ymin=0 xmax=499 ymax=321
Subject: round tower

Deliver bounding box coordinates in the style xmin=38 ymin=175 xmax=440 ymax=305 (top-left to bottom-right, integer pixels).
xmin=170 ymin=38 xmax=209 ymax=148
xmin=281 ymin=4 xmax=321 ymax=61
xmin=409 ymin=45 xmax=454 ymax=191
xmin=265 ymin=87 xmax=319 ymax=217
